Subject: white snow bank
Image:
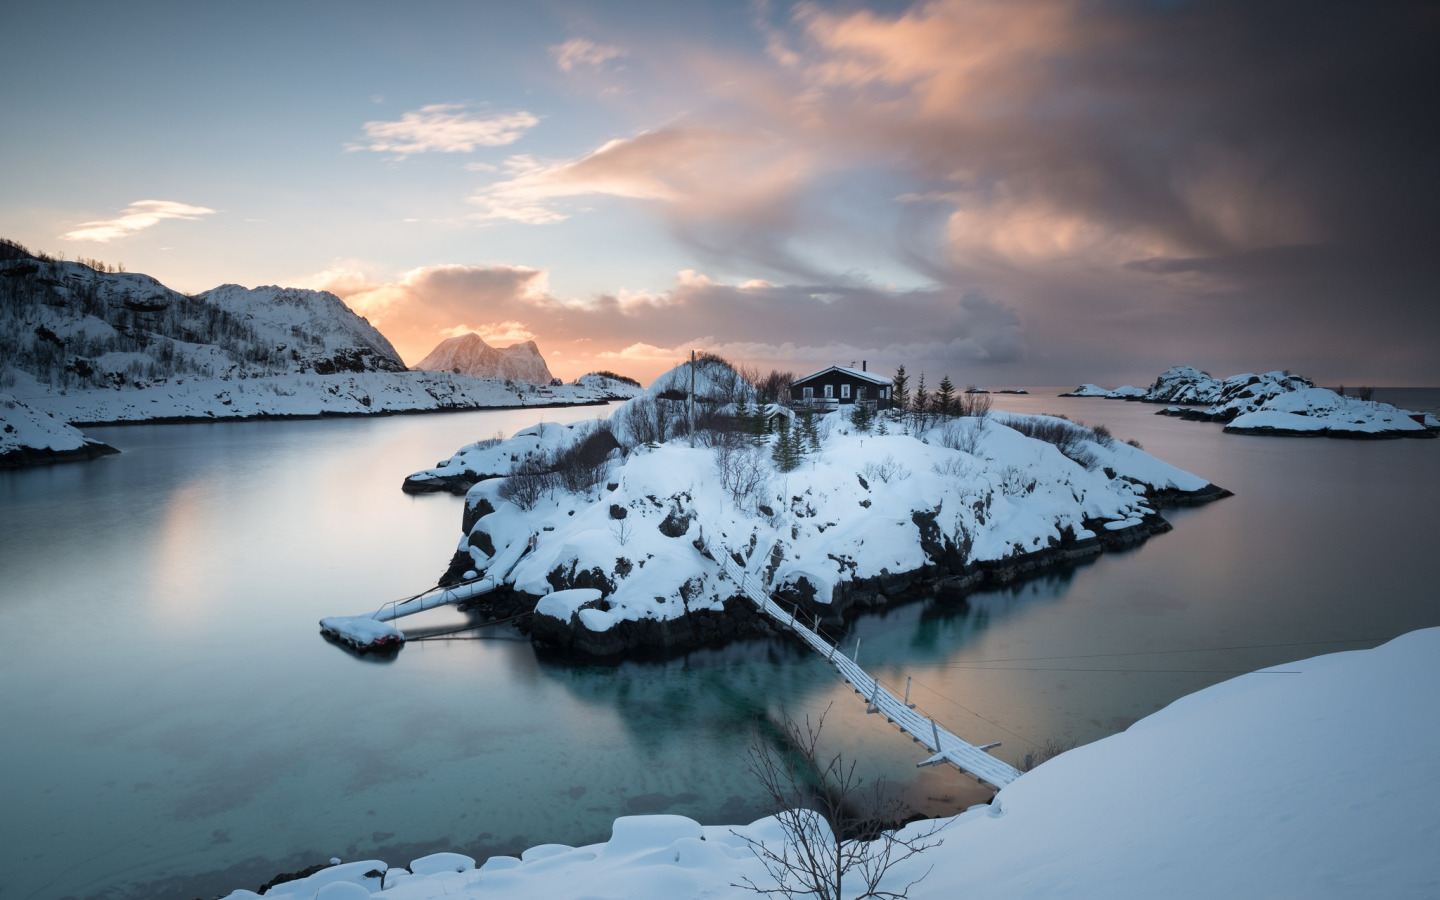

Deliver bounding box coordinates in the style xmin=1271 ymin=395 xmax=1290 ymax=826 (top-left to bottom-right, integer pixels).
xmin=0 ymin=392 xmax=94 ymax=455
xmin=220 ymin=628 xmax=1440 ymax=899
xmin=14 ymin=370 xmax=620 ymax=425
xmin=533 ymin=589 xmax=604 ymax=621
xmin=1226 ymin=388 xmax=1428 ymax=436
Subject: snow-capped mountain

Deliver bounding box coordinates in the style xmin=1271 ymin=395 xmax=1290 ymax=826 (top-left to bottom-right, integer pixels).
xmin=196 ymin=283 xmax=405 ymax=375
xmin=411 ymin=333 xmax=554 ymax=385
xmin=0 ymin=238 xmax=404 ymax=393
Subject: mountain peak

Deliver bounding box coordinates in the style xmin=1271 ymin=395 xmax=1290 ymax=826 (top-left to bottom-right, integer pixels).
xmin=413 ymin=332 xmax=554 ymax=385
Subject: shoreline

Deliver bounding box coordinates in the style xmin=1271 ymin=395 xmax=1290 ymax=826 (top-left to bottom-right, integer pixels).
xmin=67 ymin=398 xmax=613 ymax=429
xmin=493 ymin=484 xmax=1231 ymax=662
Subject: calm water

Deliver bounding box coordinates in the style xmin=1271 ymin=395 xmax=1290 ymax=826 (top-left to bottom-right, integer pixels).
xmin=1 ymin=392 xmax=1437 ymax=900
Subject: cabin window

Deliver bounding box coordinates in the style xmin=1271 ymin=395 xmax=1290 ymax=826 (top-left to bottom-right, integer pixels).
xmin=856 ymin=386 xmax=867 ymax=400
xmin=803 ymin=386 xmax=814 ymax=400
xmin=824 ymin=384 xmax=834 ymax=399
xmin=881 ymin=387 xmax=888 ymax=399
xmin=841 ymin=384 xmax=851 ymax=399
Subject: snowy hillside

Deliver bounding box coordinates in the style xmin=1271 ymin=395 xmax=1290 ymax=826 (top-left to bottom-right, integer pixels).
xmin=1063 ymin=365 xmax=1439 ymax=438
xmin=197 ymin=283 xmax=405 ymax=374
xmin=222 ymin=628 xmax=1440 ymax=899
xmin=0 ymin=393 xmax=116 ymax=467
xmin=412 ymin=333 xmax=554 ymax=385
xmin=0 ymin=240 xmax=641 ymax=438
xmin=407 ymin=359 xmax=1227 ymax=657
xmin=0 ymin=241 xmax=403 ymax=394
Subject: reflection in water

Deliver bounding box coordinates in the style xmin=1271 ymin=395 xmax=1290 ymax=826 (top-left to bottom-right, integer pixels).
xmin=0 ymin=393 xmax=1436 ymax=900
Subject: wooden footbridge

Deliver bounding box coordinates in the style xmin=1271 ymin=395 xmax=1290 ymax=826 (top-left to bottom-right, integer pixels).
xmin=322 ymin=529 xmax=1022 ymax=788
xmin=710 ymin=540 xmax=1022 ymax=789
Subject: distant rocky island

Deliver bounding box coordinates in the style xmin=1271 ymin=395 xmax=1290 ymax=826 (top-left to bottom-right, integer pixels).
xmin=1063 ymin=366 xmax=1439 ymax=439
xmin=0 ymin=239 xmax=641 ymax=466
xmin=393 ymin=357 xmax=1229 ymax=658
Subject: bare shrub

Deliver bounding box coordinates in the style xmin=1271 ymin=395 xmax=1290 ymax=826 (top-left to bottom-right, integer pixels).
xmin=860 ymin=455 xmax=910 ymax=484
xmin=753 ymin=368 xmax=797 ymax=406
xmin=934 ymin=418 xmax=986 ymax=455
xmin=1090 ymin=423 xmax=1116 ymax=449
xmin=552 ymin=422 xmax=620 ymax=494
xmin=1004 ymin=416 xmax=1100 ymax=465
xmin=930 ymin=457 xmax=971 ymax=479
xmin=958 ymin=390 xmax=991 ymax=419
xmin=1019 ymin=737 xmax=1078 ymax=772
xmin=733 ymin=706 xmax=945 ymax=900
xmin=498 ymin=455 xmax=555 ymax=511
xmin=715 ymin=443 xmax=770 ymax=506
xmin=614 ymin=395 xmax=675 ymax=447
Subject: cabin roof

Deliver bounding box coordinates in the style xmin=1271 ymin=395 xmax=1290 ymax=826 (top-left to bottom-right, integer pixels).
xmin=791 ymin=365 xmax=892 ymax=387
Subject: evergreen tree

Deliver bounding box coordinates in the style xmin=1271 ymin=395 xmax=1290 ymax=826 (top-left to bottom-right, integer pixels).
xmin=935 ymin=375 xmax=956 ymax=417
xmin=800 ymin=410 xmax=820 ymax=452
xmin=741 ymin=401 xmax=768 ymax=445
xmin=772 ymin=418 xmax=801 ymax=472
xmin=891 ymin=365 xmax=909 ymax=414
xmin=913 ymin=374 xmax=928 ymax=419
xmin=849 ymin=401 xmax=873 ymax=433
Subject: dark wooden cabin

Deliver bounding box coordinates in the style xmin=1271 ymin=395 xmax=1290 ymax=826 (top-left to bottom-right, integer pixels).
xmin=789 ymin=363 xmax=893 ymax=411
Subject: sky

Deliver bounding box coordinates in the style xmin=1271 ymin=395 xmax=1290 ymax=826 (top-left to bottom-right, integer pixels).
xmin=2 ymin=0 xmax=1437 ymax=386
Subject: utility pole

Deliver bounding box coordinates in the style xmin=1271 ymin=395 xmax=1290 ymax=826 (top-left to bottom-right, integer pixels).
xmin=688 ymin=349 xmax=696 ymax=445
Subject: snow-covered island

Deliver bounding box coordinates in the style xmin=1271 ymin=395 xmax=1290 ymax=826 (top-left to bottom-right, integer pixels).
xmin=224 ymin=626 xmax=1440 ymax=899
xmin=1063 ymin=366 xmax=1439 ymax=438
xmin=0 ymin=240 xmax=641 ymax=464
xmin=395 ymin=357 xmax=1228 ymax=658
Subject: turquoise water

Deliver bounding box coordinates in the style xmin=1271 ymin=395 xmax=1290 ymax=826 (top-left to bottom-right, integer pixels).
xmin=0 ymin=393 xmax=1436 ymax=899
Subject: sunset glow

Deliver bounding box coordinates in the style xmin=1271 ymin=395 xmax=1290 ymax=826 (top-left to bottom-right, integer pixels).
xmin=3 ymin=0 xmax=1435 ymax=385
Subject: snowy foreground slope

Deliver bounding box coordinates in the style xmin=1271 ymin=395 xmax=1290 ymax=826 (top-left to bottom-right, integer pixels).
xmin=0 ymin=392 xmax=116 ymax=466
xmin=401 ymin=359 xmax=1227 ymax=657
xmin=228 ymin=628 xmax=1440 ymax=900
xmin=1064 ymin=365 xmax=1438 ymax=438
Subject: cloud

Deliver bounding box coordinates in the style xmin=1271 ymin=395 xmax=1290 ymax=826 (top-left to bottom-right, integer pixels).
xmin=311 ymin=258 xmax=1025 ymax=383
xmin=349 ymin=104 xmax=539 ymax=157
xmin=551 ymin=38 xmax=627 ymax=73
xmin=467 ymin=125 xmax=817 ymax=266
xmin=60 ymin=200 xmax=215 ymax=243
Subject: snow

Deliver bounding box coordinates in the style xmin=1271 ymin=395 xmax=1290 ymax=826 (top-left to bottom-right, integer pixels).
xmin=533 ymin=588 xmax=604 ymax=621
xmin=318 ymin=615 xmax=404 ymax=648
xmin=432 ymin=360 xmax=1224 ymax=652
xmin=406 ymin=420 xmax=614 ymax=493
xmin=197 ymin=283 xmax=404 ymax=369
xmin=1063 ymin=366 xmax=1437 ymax=438
xmin=1 ymin=253 xmax=637 ymax=432
xmin=1226 ymin=387 xmax=1429 ymax=436
xmin=10 ymin=369 xmax=620 ymax=425
xmin=0 ymin=392 xmax=92 ymax=454
xmin=216 ymin=628 xmax=1440 ymax=899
